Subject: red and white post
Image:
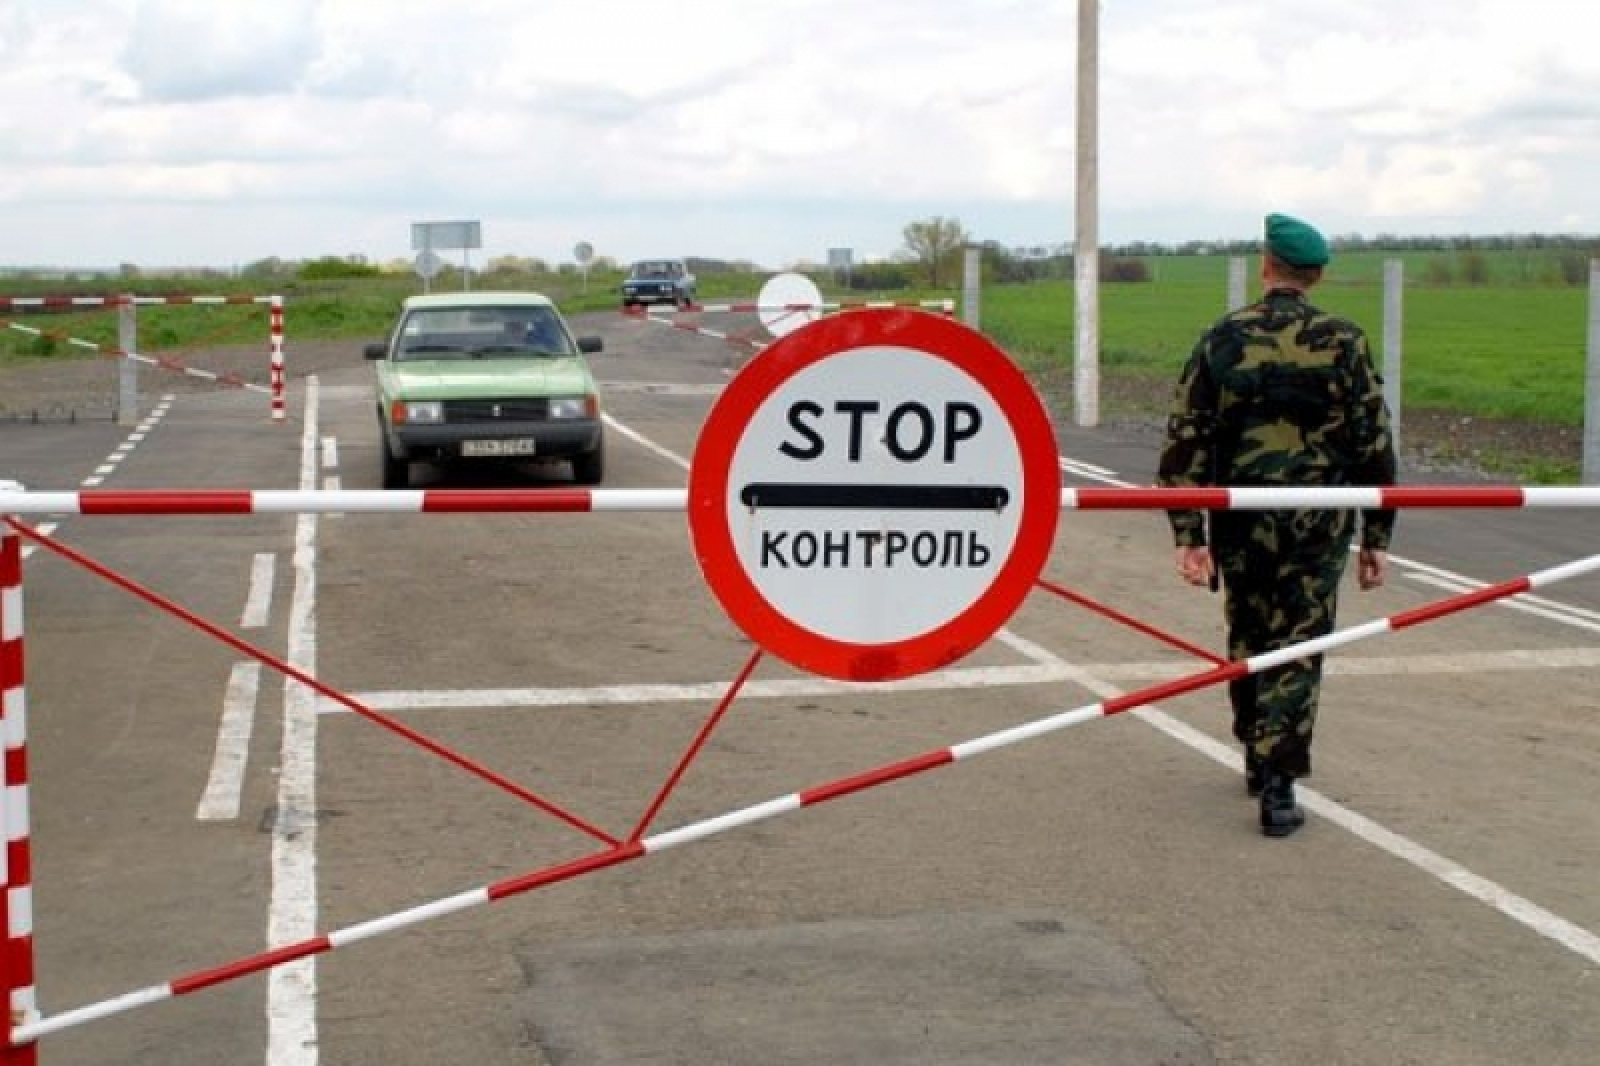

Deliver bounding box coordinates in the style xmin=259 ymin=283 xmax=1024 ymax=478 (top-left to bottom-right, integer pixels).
xmin=269 ymin=296 xmax=286 ymax=423
xmin=0 ymin=528 xmax=36 ymax=1064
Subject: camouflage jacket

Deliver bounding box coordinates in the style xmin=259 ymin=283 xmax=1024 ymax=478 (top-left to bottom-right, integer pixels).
xmin=1156 ymin=287 xmax=1397 ymax=550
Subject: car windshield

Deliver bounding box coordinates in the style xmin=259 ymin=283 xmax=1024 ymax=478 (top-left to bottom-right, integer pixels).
xmin=630 ymin=261 xmax=677 ymax=279
xmin=394 ymin=305 xmax=575 ymax=360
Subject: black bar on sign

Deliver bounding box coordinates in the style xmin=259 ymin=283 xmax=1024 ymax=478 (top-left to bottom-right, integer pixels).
xmin=738 ymin=482 xmax=1010 ymax=511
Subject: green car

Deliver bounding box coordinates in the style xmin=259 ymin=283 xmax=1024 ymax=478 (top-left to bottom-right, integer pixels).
xmin=365 ymin=292 xmax=606 ymax=488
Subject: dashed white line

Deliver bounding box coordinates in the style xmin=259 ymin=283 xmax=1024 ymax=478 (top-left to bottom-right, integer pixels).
xmin=268 ymin=379 xmax=321 ymax=1065
xmin=242 ymin=553 xmax=277 ymax=630
xmin=18 ymin=401 xmax=173 ymax=559
xmin=195 ymin=662 xmax=263 ymax=822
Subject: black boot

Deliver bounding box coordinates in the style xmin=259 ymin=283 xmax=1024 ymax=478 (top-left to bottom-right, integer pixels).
xmin=1259 ymin=774 xmax=1305 ymax=838
xmin=1244 ymin=748 xmax=1265 ymax=798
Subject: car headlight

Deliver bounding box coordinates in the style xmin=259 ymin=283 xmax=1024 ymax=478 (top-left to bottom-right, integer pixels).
xmin=393 ymin=400 xmax=443 ymax=424
xmin=547 ymin=396 xmax=592 ymax=420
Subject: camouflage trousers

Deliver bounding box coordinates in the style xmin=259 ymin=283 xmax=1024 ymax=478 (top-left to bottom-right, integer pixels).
xmin=1211 ymin=508 xmax=1354 ymax=779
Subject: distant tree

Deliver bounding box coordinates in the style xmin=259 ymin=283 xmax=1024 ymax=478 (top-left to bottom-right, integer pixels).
xmin=1460 ymin=252 xmax=1490 ymax=285
xmin=298 ymin=256 xmax=381 ymax=280
xmin=900 ymin=216 xmax=969 ymax=288
xmin=1422 ymin=258 xmax=1454 ymax=286
xmin=847 ymin=261 xmax=913 ymax=291
xmin=241 ymin=257 xmax=291 ymax=280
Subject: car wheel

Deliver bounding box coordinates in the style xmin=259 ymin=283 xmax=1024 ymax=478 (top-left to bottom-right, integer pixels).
xmin=571 ymin=441 xmax=604 ymax=486
xmin=380 ymin=432 xmax=409 ymax=489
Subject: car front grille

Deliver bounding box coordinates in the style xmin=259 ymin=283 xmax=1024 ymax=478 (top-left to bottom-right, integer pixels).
xmin=443 ymin=399 xmax=552 ymax=423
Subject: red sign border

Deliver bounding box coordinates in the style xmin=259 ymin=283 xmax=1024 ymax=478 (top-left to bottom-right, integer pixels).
xmin=688 ymin=308 xmax=1061 ymax=681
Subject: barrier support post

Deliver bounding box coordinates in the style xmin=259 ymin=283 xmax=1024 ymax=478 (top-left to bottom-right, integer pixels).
xmin=269 ymin=296 xmax=286 ymax=423
xmin=1584 ymin=260 xmax=1599 ymax=485
xmin=116 ymin=295 xmax=138 ymax=428
xmin=0 ymin=528 xmax=38 ymax=1064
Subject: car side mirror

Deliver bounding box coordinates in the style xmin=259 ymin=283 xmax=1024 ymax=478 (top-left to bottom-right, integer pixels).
xmin=577 ymin=336 xmax=603 ymax=354
xmin=363 ymin=342 xmax=388 ymax=360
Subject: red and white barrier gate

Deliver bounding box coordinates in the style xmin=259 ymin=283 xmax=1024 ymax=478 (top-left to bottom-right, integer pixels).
xmin=0 ymin=294 xmax=286 ymax=422
xmin=2 ymin=484 xmax=1600 ymax=1056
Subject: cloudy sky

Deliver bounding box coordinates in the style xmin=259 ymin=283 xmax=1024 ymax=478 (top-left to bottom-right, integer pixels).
xmin=1 ymin=0 xmax=1597 ymax=270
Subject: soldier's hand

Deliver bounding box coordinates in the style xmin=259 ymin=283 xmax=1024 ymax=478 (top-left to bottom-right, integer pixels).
xmin=1175 ymin=545 xmax=1214 ymax=588
xmin=1358 ymin=547 xmax=1387 ymax=590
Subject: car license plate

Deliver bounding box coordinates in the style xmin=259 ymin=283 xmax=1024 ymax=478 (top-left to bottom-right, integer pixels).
xmin=462 ymin=439 xmax=536 ymax=457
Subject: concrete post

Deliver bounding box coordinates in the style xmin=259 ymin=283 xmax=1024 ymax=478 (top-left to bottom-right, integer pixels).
xmin=1383 ymin=259 xmax=1404 ymax=462
xmin=1584 ymin=260 xmax=1600 ymax=485
xmin=117 ymin=295 xmax=138 ymax=426
xmin=961 ymin=246 xmax=981 ymax=329
xmin=1227 ymin=257 xmax=1248 ymax=310
xmin=1072 ymin=0 xmax=1100 ymax=427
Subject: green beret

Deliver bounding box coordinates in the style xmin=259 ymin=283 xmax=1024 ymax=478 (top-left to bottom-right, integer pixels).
xmin=1264 ymin=212 xmax=1330 ymax=268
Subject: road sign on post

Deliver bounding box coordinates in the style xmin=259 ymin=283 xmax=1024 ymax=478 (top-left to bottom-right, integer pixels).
xmin=574 ymin=241 xmax=594 ymax=293
xmin=688 ymin=309 xmax=1061 ymax=681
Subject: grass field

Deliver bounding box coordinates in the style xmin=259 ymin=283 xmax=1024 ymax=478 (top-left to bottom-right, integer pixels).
xmin=984 ymin=275 xmax=1592 ymax=425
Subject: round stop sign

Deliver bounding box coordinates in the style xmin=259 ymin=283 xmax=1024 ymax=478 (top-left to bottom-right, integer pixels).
xmin=688 ymin=309 xmax=1060 ymax=681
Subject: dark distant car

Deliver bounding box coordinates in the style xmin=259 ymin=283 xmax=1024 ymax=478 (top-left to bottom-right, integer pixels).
xmin=621 ymin=259 xmax=696 ymax=309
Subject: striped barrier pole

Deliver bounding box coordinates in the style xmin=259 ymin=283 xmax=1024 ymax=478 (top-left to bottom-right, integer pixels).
xmin=0 ymin=324 xmax=271 ymax=396
xmin=632 ymin=313 xmax=768 ymax=351
xmin=14 ymin=545 xmax=1600 ymax=1047
xmin=269 ymin=296 xmax=286 ymax=423
xmin=0 ymin=529 xmax=36 ymax=1065
xmin=3 ymin=485 xmax=1600 ymax=517
xmin=0 ymin=295 xmax=275 ymax=310
xmin=639 ymin=299 xmax=957 ymax=315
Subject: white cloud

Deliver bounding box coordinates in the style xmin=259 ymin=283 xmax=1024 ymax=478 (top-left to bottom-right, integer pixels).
xmin=0 ymin=0 xmax=1596 ymax=268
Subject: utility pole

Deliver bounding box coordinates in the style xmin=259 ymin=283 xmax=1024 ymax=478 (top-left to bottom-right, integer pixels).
xmin=1074 ymin=0 xmax=1100 ymax=427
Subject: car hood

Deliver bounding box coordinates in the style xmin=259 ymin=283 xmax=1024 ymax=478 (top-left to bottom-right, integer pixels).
xmin=385 ymin=357 xmax=593 ymax=399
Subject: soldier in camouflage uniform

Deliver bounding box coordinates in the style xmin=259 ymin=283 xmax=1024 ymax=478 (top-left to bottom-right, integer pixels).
xmin=1157 ymin=213 xmax=1398 ymax=838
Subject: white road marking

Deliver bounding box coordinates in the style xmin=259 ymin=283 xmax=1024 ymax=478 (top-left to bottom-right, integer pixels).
xmin=18 ymin=401 xmax=173 ymax=560
xmin=998 ymin=593 xmax=1600 ymax=969
xmin=1406 ymin=572 xmax=1600 ymax=634
xmin=195 ymin=662 xmax=262 ymax=822
xmin=321 ymin=476 xmax=342 ymax=518
xmin=320 ymin=437 xmax=338 ymax=470
xmin=241 ymin=553 xmax=276 ymax=629
xmin=320 ymin=643 xmax=1600 ymax=715
xmin=602 ymin=413 xmax=691 ymax=471
xmin=267 ymin=378 xmax=321 ymax=1066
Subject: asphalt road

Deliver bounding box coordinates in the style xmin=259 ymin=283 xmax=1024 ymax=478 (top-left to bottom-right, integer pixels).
xmin=3 ymin=309 xmax=1598 ymax=1065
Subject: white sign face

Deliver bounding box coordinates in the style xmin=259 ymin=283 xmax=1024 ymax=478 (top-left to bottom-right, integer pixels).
xmin=413 ymin=250 xmax=443 ymax=279
xmin=691 ymin=309 xmax=1059 ymax=681
xmin=725 ymin=345 xmax=1024 ymax=645
xmin=573 ymin=241 xmax=594 ymax=264
xmin=757 ymin=272 xmax=824 ymax=338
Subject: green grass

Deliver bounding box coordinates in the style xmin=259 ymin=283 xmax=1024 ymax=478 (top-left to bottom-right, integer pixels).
xmin=983 ymin=276 xmax=1591 ymax=427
